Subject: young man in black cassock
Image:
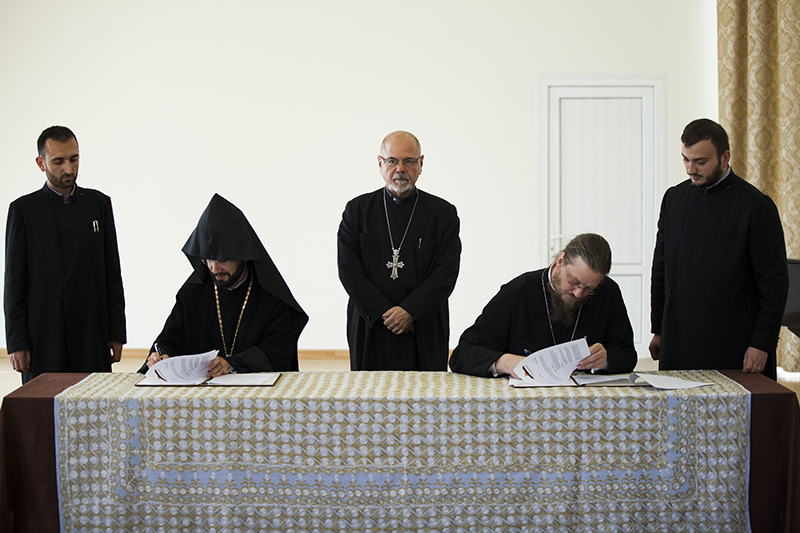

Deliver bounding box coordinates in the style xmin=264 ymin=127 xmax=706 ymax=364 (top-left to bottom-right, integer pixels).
xmin=337 ymin=131 xmax=461 ymax=371
xmin=4 ymin=126 xmax=126 ymax=383
xmin=649 ymin=119 xmax=788 ymax=380
xmin=450 ymin=233 xmax=637 ymax=378
xmin=140 ymin=194 xmax=308 ymax=376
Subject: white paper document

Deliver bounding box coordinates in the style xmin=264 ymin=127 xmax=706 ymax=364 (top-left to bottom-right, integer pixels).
xmin=512 ymin=338 xmax=589 ymax=386
xmin=137 ymin=350 xmax=219 ymax=386
xmin=508 ymin=377 xmax=577 ymax=387
xmin=207 ymin=373 xmax=280 ymax=386
xmin=631 ymin=373 xmax=714 ymax=390
xmin=570 ymin=372 xmax=713 ymax=389
xmin=571 ymin=373 xmax=648 ymax=387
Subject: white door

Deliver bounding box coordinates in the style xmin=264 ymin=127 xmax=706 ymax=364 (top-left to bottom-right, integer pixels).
xmin=539 ymin=78 xmax=666 ymax=362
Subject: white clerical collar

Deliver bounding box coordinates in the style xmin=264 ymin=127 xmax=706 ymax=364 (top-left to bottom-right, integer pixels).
xmin=546 ymin=263 xmax=556 ymax=292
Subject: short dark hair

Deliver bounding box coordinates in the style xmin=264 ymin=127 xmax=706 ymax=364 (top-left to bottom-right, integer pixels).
xmin=37 ymin=126 xmax=78 ymax=157
xmin=681 ymin=119 xmax=729 ymax=159
xmin=561 ymin=233 xmax=612 ymax=276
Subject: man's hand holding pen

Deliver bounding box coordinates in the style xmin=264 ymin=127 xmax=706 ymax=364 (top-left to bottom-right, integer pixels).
xmin=576 ymin=343 xmax=607 ymax=372
xmin=146 ymin=343 xmax=169 ymax=369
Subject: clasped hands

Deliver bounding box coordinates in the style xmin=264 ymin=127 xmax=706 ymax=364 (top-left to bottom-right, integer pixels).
xmin=382 ymin=306 xmax=414 ymax=335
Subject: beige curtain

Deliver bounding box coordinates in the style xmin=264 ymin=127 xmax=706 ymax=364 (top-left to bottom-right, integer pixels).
xmin=718 ymin=0 xmax=800 ymax=371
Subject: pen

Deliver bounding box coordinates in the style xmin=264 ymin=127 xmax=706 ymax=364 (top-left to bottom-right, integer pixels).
xmin=154 ymin=343 xmax=165 ymax=361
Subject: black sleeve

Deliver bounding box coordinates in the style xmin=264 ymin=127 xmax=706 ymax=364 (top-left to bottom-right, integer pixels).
xmin=449 ymin=283 xmax=514 ymax=377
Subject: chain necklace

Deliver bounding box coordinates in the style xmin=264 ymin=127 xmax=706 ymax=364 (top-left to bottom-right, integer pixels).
xmin=213 ymin=275 xmax=253 ymax=357
xmin=542 ymin=266 xmax=581 ymax=345
xmin=382 ymin=190 xmax=420 ymax=280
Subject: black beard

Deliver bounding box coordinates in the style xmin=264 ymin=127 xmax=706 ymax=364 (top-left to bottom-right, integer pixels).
xmin=214 ymin=262 xmax=246 ymax=289
xmin=694 ymin=161 xmax=725 ymax=189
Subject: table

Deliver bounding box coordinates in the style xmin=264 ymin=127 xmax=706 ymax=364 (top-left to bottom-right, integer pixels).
xmin=0 ymin=370 xmax=797 ymax=532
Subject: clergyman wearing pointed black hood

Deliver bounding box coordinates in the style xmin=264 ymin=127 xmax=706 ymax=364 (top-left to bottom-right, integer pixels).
xmin=139 ymin=194 xmax=308 ymax=376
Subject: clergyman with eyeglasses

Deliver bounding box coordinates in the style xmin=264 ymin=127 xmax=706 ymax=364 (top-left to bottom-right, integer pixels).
xmin=337 ymin=131 xmax=461 ymax=371
xmin=139 ymin=194 xmax=308 ymax=377
xmin=449 ymin=233 xmax=637 ymax=378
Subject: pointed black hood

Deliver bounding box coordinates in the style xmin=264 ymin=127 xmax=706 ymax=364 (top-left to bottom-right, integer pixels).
xmin=182 ymin=194 xmax=308 ymax=322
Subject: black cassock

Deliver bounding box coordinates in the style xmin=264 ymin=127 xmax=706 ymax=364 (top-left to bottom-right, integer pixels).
xmin=4 ymin=184 xmax=126 ymax=382
xmin=651 ymin=171 xmax=788 ymax=379
xmin=449 ymin=268 xmax=638 ymax=377
xmin=338 ymin=188 xmax=461 ymax=371
xmin=152 ymin=270 xmax=302 ymax=372
xmin=140 ymin=194 xmax=307 ymax=373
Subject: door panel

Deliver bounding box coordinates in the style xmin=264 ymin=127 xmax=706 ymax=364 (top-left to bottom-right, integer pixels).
xmin=541 ymin=79 xmax=665 ymax=361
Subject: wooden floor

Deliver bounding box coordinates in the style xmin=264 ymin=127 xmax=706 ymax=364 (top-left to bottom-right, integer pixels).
xmin=1 ymin=349 xmax=799 ymax=407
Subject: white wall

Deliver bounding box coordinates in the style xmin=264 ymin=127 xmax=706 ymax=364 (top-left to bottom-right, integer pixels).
xmin=0 ymin=0 xmax=718 ymax=350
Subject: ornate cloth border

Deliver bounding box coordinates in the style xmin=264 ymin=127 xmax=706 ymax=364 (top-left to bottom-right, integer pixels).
xmin=54 ymin=370 xmax=750 ymax=532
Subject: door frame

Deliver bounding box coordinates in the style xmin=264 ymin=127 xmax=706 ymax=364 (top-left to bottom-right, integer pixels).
xmin=537 ymin=75 xmax=667 ymax=360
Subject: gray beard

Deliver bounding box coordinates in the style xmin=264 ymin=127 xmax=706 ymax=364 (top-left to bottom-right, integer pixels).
xmin=549 ymin=289 xmax=581 ymax=326
xmin=388 ymin=173 xmax=413 ymax=196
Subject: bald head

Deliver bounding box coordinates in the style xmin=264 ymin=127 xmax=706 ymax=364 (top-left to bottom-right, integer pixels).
xmin=380 ymin=131 xmax=421 ymax=156
xmin=378 ymin=131 xmax=424 ymax=198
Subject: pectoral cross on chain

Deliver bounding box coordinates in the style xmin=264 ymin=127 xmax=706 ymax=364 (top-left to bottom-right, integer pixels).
xmin=386 ymin=249 xmax=404 ymax=280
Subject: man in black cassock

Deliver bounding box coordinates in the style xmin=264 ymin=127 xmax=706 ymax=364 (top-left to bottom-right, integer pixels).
xmin=140 ymin=194 xmax=308 ymax=376
xmin=4 ymin=126 xmax=126 ymax=384
xmin=450 ymin=233 xmax=637 ymax=378
xmin=337 ymin=131 xmax=461 ymax=371
xmin=649 ymin=119 xmax=788 ymax=380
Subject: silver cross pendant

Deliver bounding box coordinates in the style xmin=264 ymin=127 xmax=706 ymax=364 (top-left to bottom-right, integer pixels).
xmin=386 ymin=249 xmax=404 ymax=280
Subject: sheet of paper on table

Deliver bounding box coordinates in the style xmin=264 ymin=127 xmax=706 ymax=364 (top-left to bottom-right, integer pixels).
xmin=572 ymin=373 xmax=649 ymax=387
xmin=206 ymin=373 xmax=280 ymax=386
xmin=137 ymin=350 xmax=218 ymax=386
xmin=508 ymin=377 xmax=577 ymax=387
xmin=512 ymin=338 xmax=589 ymax=386
xmin=137 ymin=349 xmax=282 ymax=386
xmin=631 ymin=373 xmax=714 ymax=389
xmin=511 ymin=371 xmax=715 ymax=389
xmin=570 ymin=372 xmax=714 ymax=389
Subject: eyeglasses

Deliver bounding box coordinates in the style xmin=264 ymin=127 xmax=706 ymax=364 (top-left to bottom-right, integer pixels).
xmin=564 ymin=266 xmax=598 ymax=296
xmin=380 ymin=156 xmax=420 ymax=168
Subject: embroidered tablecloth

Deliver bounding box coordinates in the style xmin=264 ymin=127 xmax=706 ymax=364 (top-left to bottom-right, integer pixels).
xmin=54 ymin=370 xmax=750 ymax=532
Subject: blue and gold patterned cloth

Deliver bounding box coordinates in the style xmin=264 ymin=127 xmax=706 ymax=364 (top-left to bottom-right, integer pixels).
xmin=54 ymin=370 xmax=750 ymax=532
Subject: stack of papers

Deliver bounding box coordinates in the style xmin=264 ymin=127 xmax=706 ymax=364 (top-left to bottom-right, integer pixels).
xmin=136 ymin=350 xmax=281 ymax=387
xmin=509 ymin=340 xmax=714 ymax=389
